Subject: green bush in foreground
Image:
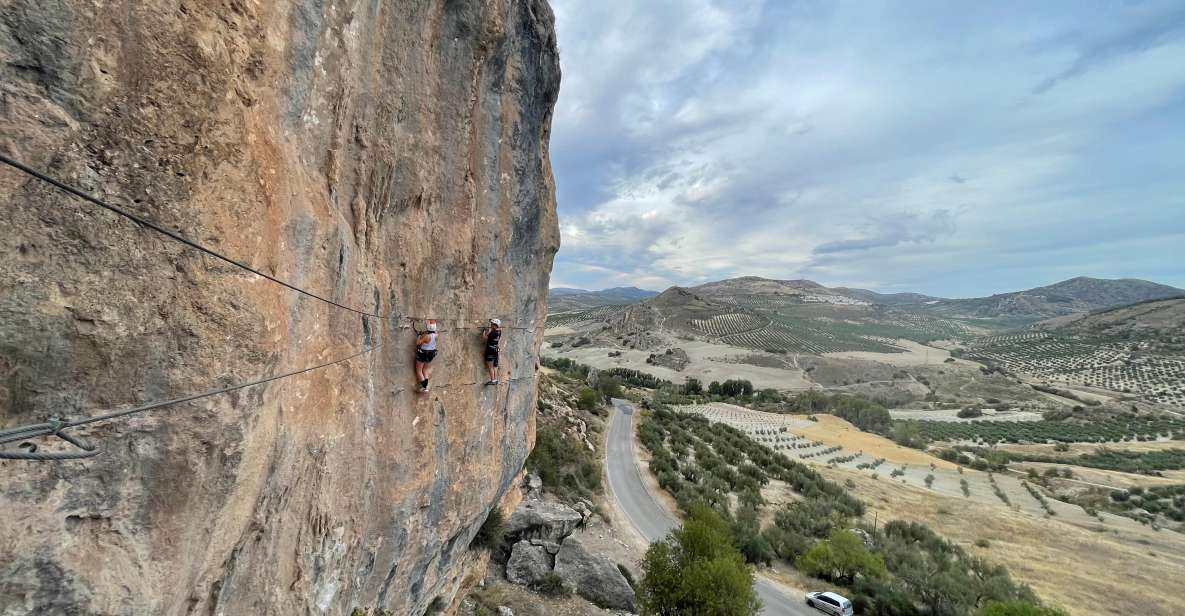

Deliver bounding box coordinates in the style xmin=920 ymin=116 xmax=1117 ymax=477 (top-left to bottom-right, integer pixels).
xmin=639 ymin=505 xmax=761 ymax=616
xmin=526 ymin=423 xmax=601 ymax=501
xmin=797 ymin=529 xmax=886 ymax=584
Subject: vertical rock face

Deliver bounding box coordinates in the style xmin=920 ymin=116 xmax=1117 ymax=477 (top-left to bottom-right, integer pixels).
xmin=0 ymin=1 xmax=559 ymax=615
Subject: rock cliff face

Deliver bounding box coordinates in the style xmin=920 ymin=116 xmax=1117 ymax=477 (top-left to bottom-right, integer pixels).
xmin=0 ymin=1 xmax=559 ymax=614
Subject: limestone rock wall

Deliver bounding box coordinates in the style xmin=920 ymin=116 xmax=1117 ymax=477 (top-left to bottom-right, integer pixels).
xmin=0 ymin=1 xmax=559 ymax=614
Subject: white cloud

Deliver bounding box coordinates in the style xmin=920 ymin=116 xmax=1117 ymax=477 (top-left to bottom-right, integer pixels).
xmin=549 ymin=1 xmax=1185 ymax=293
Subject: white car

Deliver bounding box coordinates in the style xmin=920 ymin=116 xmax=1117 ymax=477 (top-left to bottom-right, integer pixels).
xmin=805 ymin=591 xmax=854 ymax=616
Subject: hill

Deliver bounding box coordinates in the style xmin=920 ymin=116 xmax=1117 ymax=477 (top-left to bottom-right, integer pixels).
xmin=548 ymin=286 xmax=658 ymax=311
xmin=926 ymin=277 xmax=1185 ymax=319
xmin=1039 ymin=297 xmax=1185 ymax=351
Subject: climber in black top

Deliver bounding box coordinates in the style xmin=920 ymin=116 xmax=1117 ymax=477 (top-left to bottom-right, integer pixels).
xmin=482 ymin=318 xmax=502 ymax=385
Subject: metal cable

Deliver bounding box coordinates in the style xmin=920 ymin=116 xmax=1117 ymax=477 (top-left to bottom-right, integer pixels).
xmin=0 ymin=342 xmax=381 ymax=460
xmin=0 ymin=152 xmax=391 ymax=318
xmin=0 ymin=153 xmax=542 ymax=330
xmin=0 ymin=154 xmax=545 ymax=461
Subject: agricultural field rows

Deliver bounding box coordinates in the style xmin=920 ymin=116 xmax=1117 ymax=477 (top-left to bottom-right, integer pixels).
xmin=675 ymin=404 xmax=881 ymax=468
xmin=967 ymin=333 xmax=1185 ymax=408
xmin=905 ymin=415 xmax=1185 ymax=445
xmin=1045 ymin=357 xmax=1185 ymax=406
xmin=545 ymin=304 xmax=625 ymax=327
xmin=688 ymin=312 xmax=767 ymax=337
xmin=970 ymin=332 xmax=1051 ymax=346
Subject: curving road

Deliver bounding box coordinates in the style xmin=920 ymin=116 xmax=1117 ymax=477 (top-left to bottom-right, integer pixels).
xmin=605 ymin=399 xmax=812 ymax=616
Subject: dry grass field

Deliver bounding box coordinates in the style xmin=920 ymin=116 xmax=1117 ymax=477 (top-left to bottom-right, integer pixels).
xmin=821 ymin=466 xmax=1185 ymax=616
xmin=793 ymin=414 xmax=959 ymax=469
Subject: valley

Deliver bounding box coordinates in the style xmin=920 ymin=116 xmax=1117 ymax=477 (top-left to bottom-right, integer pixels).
xmin=535 ymin=275 xmax=1185 ymax=614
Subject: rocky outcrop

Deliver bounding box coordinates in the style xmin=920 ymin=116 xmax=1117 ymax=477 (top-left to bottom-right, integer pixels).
xmin=647 ymin=347 xmax=690 ymax=371
xmin=0 ymin=1 xmax=559 ymax=615
xmin=504 ymin=542 xmax=552 ymax=586
xmin=503 ymin=501 xmax=584 ymax=545
xmin=553 ymin=536 xmax=636 ymax=611
xmin=498 ymin=498 xmax=635 ymax=611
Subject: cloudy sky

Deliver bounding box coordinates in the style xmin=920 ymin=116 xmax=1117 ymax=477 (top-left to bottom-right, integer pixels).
xmin=547 ymin=1 xmax=1185 ymax=298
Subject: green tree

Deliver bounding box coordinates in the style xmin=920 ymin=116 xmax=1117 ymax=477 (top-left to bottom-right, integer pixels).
xmin=684 ymin=377 xmax=704 ymax=395
xmin=796 ymin=529 xmax=886 ymax=584
xmin=893 ymin=422 xmax=929 ymax=449
xmin=596 ymin=375 xmax=624 ymax=401
xmin=638 ymin=506 xmax=761 ymax=615
xmin=577 ymin=387 xmax=601 ymax=410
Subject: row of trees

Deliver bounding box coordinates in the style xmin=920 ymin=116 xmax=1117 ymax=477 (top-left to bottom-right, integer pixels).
xmin=783 ymin=391 xmax=894 ymax=434
xmin=638 ymin=407 xmax=1057 ymax=615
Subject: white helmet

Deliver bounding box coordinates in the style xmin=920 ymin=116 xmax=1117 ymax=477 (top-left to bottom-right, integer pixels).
xmin=490 ymin=318 xmax=501 ymax=327
xmin=426 ymin=320 xmax=438 ymax=332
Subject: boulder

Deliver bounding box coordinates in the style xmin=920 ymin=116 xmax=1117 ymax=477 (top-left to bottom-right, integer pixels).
xmin=505 ymin=541 xmax=553 ymax=586
xmin=529 ymin=538 xmax=562 ymax=555
xmin=504 ymin=501 xmax=583 ymax=543
xmin=523 ymin=472 xmax=543 ymax=497
xmin=497 ymin=607 xmax=514 ymax=616
xmin=554 ymin=536 xmax=636 ymax=611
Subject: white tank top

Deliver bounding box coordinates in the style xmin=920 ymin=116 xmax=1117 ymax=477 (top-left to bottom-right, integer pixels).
xmin=420 ymin=332 xmax=437 ymax=351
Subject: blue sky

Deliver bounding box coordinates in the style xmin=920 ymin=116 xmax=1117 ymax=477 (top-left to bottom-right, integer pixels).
xmin=547 ymin=1 xmax=1185 ymax=298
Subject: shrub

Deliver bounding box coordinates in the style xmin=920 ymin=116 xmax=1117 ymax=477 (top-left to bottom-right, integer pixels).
xmin=577 ymin=387 xmax=601 ymax=410
xmin=470 ymin=507 xmax=504 ymax=551
xmin=975 ymin=538 xmax=991 ymax=548
xmin=617 ymin=563 xmax=637 ymax=590
xmin=532 ymin=573 xmax=570 ymax=597
xmin=958 ymin=407 xmax=984 ymax=419
xmin=638 ymin=506 xmax=760 ymax=615
xmin=527 ymin=423 xmax=602 ymax=500
xmin=797 ymin=529 xmax=886 ymax=584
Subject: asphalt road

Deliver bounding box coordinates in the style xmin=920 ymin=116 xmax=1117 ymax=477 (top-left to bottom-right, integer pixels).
xmin=605 ymin=399 xmax=813 ymax=616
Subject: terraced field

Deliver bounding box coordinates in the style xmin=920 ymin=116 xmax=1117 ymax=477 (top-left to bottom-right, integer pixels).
xmin=904 ymin=415 xmax=1185 ymax=444
xmin=966 ymin=332 xmax=1185 ymax=408
xmin=688 ymin=312 xmax=767 ymax=337
xmin=545 ymin=304 xmax=626 ymax=327
xmin=1047 ymin=357 xmax=1185 ymax=407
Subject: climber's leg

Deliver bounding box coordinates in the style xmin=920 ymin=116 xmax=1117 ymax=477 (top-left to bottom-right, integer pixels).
xmin=484 ymin=350 xmax=499 ymax=385
xmin=415 ymin=348 xmax=437 ymax=392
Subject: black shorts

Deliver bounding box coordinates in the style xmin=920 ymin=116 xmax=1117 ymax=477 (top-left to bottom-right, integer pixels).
xmin=484 ymin=350 xmax=499 ymax=366
xmin=415 ymin=349 xmax=437 ymax=363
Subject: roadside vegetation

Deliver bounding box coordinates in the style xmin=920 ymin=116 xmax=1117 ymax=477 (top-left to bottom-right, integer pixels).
xmin=640 ymin=406 xmax=1051 ymax=615
xmin=526 ymin=371 xmax=606 ymax=502
xmin=638 ymin=505 xmax=761 ymax=615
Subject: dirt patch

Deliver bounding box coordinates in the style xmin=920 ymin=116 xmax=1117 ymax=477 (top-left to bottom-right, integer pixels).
xmin=1011 ymin=461 xmax=1185 ymax=489
xmin=792 ymin=414 xmax=958 ymax=470
xmin=820 ymin=467 xmax=1185 ymax=616
xmin=996 ymin=440 xmax=1185 ymax=456
xmin=823 ymin=339 xmax=958 ymax=365
xmin=545 ymin=336 xmax=814 ymax=391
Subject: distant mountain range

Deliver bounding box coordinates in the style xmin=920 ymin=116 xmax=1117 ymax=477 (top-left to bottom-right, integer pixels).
xmin=925 ymin=277 xmax=1185 ymax=319
xmin=547 ymin=286 xmax=659 ymax=311
xmin=550 ymin=276 xmax=1185 ymax=320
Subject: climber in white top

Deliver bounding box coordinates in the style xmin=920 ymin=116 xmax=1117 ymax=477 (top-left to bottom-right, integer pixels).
xmin=415 ymin=320 xmax=438 ymax=393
